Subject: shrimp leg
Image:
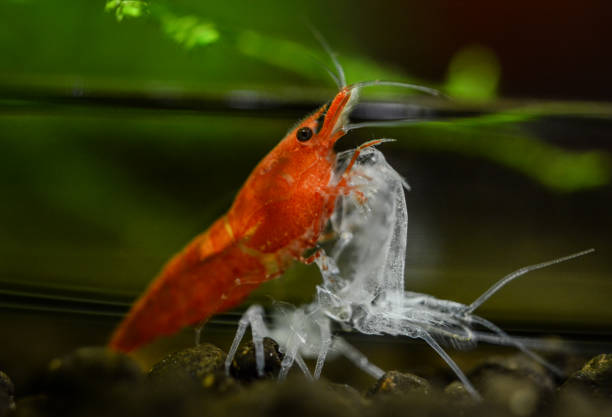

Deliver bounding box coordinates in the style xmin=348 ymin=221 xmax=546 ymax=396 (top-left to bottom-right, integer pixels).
xmin=417 ymin=330 xmax=481 ymax=400
xmin=225 ymin=304 xmax=269 ymax=377
xmin=332 ymin=337 xmax=385 ymax=379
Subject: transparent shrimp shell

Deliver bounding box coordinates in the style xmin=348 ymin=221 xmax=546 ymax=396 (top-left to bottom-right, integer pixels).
xmin=225 ymin=146 xmax=592 ymax=400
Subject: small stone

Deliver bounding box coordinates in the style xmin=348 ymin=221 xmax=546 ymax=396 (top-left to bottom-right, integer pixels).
xmin=229 ymin=337 xmax=283 ymax=382
xmin=468 ymin=354 xmax=555 ymax=416
xmin=200 ymin=369 xmax=242 ymax=395
xmin=555 ymin=388 xmax=612 ymax=417
xmin=444 ymin=380 xmax=476 ymax=405
xmin=0 ymin=371 xmax=15 ymax=417
xmin=367 ymin=370 xmax=431 ymax=397
xmin=560 ymin=353 xmax=612 ymax=398
xmin=471 ymin=354 xmax=555 ymax=389
xmin=148 ymin=343 xmax=226 ymax=388
xmin=214 ymin=377 xmax=355 ymax=417
xmin=40 ymin=347 xmax=143 ymax=416
xmin=326 ymin=382 xmax=362 ymax=398
xmin=326 ymin=382 xmax=366 ymax=408
xmin=12 ymin=395 xmax=48 ymax=417
xmin=538 ymin=337 xmax=587 ymax=377
xmin=45 ymin=346 xmax=143 ymax=396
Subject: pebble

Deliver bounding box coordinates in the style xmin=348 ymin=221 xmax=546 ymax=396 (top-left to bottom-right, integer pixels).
xmin=211 ymin=376 xmax=357 ymax=417
xmin=228 ymin=337 xmax=283 ymax=382
xmin=45 ymin=346 xmax=143 ymax=395
xmin=367 ymin=370 xmax=431 ymax=397
xmin=7 ymin=344 xmax=612 ymax=417
xmin=560 ymin=353 xmax=612 ymax=398
xmin=0 ymin=371 xmax=15 ymax=417
xmin=12 ymin=395 xmax=47 ymax=417
xmin=148 ymin=343 xmax=226 ymax=388
xmin=466 ymin=354 xmax=555 ymax=416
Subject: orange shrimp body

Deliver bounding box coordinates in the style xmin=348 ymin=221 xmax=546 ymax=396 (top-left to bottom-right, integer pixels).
xmin=109 ymin=87 xmax=357 ymax=352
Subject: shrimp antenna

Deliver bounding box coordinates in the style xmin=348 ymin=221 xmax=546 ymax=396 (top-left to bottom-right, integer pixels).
xmin=310 ymin=54 xmax=342 ymax=89
xmin=343 ymin=119 xmax=423 ymax=133
xmin=342 ymin=81 xmax=446 ymax=132
xmin=309 ymin=25 xmax=347 ymax=88
xmin=352 ymin=80 xmax=445 ymax=97
xmin=470 ymin=316 xmax=565 ymax=377
xmin=465 ymin=248 xmax=595 ymax=314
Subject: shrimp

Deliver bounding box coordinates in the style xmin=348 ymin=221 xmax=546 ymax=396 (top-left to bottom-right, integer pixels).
xmin=108 ymin=48 xmax=440 ymax=352
xmin=225 ymin=146 xmax=595 ymax=400
xmin=108 ymin=39 xmax=594 ymax=401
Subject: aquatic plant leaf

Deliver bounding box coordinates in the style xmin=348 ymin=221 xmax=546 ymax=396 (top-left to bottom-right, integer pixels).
xmin=400 ymin=119 xmax=611 ymax=192
xmin=159 ymin=12 xmax=219 ymax=49
xmin=106 ymin=2 xmax=220 ymax=47
xmin=105 ymin=0 xmax=149 ymax=22
xmin=445 ymin=44 xmax=500 ymax=101
xmin=236 ymin=30 xmax=413 ymax=86
xmin=104 ymin=2 xmax=425 ymax=88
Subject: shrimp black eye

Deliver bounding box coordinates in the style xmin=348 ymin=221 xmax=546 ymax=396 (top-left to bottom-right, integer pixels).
xmin=296 ymin=127 xmax=313 ymax=142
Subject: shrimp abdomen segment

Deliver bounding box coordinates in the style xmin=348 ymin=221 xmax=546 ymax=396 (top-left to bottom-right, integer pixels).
xmin=109 ymin=241 xmax=275 ymax=353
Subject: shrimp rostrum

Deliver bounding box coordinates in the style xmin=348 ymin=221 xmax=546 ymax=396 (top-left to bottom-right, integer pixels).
xmin=226 ymin=146 xmax=594 ymax=400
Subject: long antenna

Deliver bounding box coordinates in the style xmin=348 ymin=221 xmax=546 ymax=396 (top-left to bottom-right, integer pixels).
xmin=310 ymin=54 xmax=342 ymax=89
xmin=309 ymin=26 xmax=347 ymax=88
xmin=351 ymin=80 xmax=444 ymax=97
xmin=343 ymin=119 xmax=422 ymax=132
xmin=466 ymin=248 xmax=595 ymax=314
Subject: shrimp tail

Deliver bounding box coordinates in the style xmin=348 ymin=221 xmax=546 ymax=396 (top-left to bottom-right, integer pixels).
xmin=109 ymin=238 xmax=267 ymax=352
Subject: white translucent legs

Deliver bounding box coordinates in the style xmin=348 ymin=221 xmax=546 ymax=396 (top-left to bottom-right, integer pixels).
xmin=224 ymin=303 xmax=385 ymax=382
xmin=224 ymin=304 xmax=314 ymax=380
xmin=225 ymin=305 xmax=268 ymax=377
xmin=224 ymin=146 xmax=593 ymax=400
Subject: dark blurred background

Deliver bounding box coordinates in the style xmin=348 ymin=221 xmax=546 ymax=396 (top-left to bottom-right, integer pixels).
xmin=0 ymin=0 xmax=611 ymax=390
xmin=355 ymin=0 xmax=612 ymax=100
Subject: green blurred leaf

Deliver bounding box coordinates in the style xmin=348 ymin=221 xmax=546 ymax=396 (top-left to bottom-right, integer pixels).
xmin=446 ymin=44 xmax=500 ymax=101
xmin=159 ymin=11 xmax=219 ymax=49
xmin=106 ymin=2 xmax=423 ymax=88
xmin=105 ymin=0 xmax=149 ymax=21
xmin=235 ymin=30 xmax=415 ymax=87
xmin=401 ymin=118 xmax=611 ymax=191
